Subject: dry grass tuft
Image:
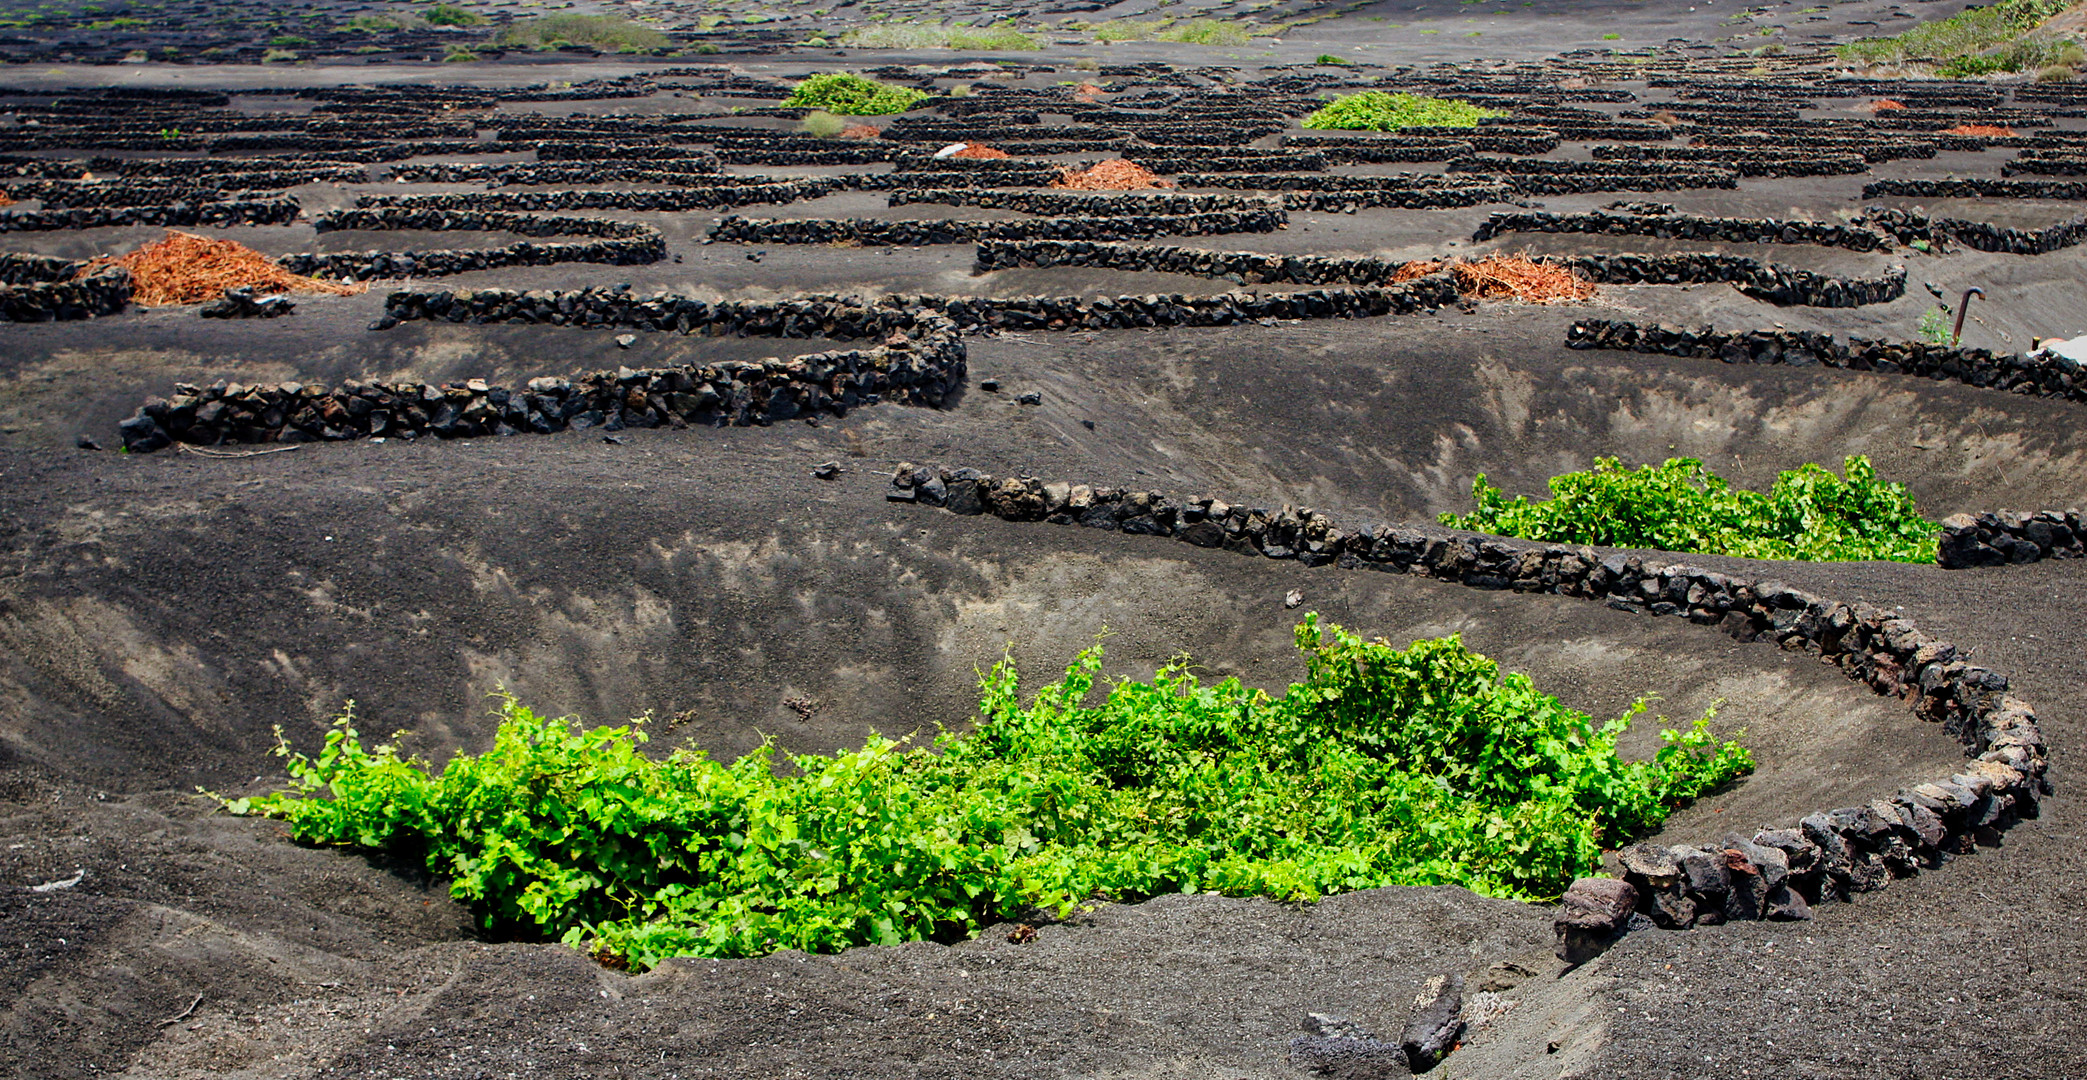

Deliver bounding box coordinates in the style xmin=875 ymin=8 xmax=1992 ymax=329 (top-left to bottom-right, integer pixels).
xmin=82 ymin=230 xmax=366 ymax=306
xmin=1450 ymin=254 xmax=1595 ymax=303
xmin=1390 ymin=259 xmax=1444 ymax=283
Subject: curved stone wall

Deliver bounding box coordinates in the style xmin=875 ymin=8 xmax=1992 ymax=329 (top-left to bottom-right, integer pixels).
xmin=883 ymin=464 xmax=2049 ymax=936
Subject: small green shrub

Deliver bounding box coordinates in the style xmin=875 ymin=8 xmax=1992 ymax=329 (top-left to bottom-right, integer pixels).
xmin=839 ymin=21 xmax=1041 ymax=50
xmin=1156 ymin=17 xmax=1253 ymax=45
xmin=1303 ymin=90 xmax=1503 ymax=131
xmin=268 ymin=34 xmax=312 ymax=47
xmin=343 ymin=13 xmax=407 ymax=32
xmin=1918 ymin=306 xmax=1954 ymax=345
xmin=800 ymin=109 xmax=847 ymax=137
xmin=426 ymin=4 xmax=485 ymax=27
xmin=496 ymin=14 xmax=669 ymax=52
xmin=1838 ymin=0 xmax=2076 ymax=66
xmin=1602 ymin=32 xmax=1622 ymax=40
xmin=782 ymin=72 xmax=929 ymax=115
xmin=1442 ymin=456 xmax=1938 ymax=563
xmin=1315 ymin=53 xmax=1351 ymax=64
xmin=226 ymin=619 xmax=1748 ymax=970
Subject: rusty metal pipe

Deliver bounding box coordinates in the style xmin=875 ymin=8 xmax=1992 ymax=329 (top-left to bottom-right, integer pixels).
xmin=1953 ymin=286 xmax=1984 ymax=346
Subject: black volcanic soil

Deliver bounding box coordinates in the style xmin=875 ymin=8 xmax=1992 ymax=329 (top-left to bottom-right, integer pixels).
xmin=6 ymin=4 xmax=2087 ymax=1078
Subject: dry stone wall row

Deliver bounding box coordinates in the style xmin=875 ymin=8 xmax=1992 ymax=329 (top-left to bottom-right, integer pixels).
xmin=1280 ymin=139 xmax=1481 ymax=164
xmin=1864 ymin=178 xmax=2087 ymax=201
xmin=386 ymin=162 xmax=724 ymax=187
xmin=1131 ymin=153 xmax=1330 ymax=174
xmin=1587 ymin=146 xmax=1872 ymax=177
xmin=975 ymin=239 xmax=1905 ymax=308
xmin=272 ymin=209 xmax=665 ymax=280
xmin=700 ymin=210 xmax=1287 ymax=247
xmin=882 ymin=464 xmax=2049 ymax=938
xmin=2004 ymin=156 xmax=2087 ymax=177
xmin=1690 ymin=135 xmax=1937 ymax=162
xmin=1567 ymin=319 xmax=2087 ymax=404
xmin=1936 ymin=510 xmax=2087 ymax=569
xmin=356 ymin=180 xmax=844 ymax=214
xmin=887 ymin=190 xmax=1284 ymax=217
xmin=1863 ymin=207 xmax=2087 ymax=256
xmin=374 ymin=278 xmax=1462 ymax=337
xmin=1471 ymin=210 xmax=1889 ymax=251
xmin=0 ymin=263 xmax=129 ymax=322
xmin=1562 ymin=253 xmax=1904 ymax=308
xmin=533 ymin=144 xmax=722 ymax=168
xmin=116 ymin=318 xmax=965 ymax=453
xmin=0 ymin=197 xmax=301 ymax=232
xmin=973 ymin=238 xmax=1421 ymax=286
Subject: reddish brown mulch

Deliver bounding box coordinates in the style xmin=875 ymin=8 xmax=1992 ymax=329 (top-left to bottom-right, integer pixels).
xmin=81 ymin=229 xmax=366 ymax=306
xmin=1050 ymin=159 xmax=1175 ymax=190
xmin=1449 ymin=254 xmax=1596 ymax=303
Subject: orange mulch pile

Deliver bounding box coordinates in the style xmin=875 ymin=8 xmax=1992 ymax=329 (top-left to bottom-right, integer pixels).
xmin=0 ymin=189 xmax=14 ymax=208
xmin=839 ymin=124 xmax=882 ymax=139
xmin=1945 ymin=123 xmax=2016 ymax=137
xmin=1051 ymin=159 xmax=1175 ymax=190
xmin=1390 ymin=259 xmax=1444 ymax=283
xmin=1073 ymin=82 xmax=1108 ymax=102
xmin=950 ymin=143 xmax=1011 ymax=159
xmin=1450 ymin=254 xmax=1596 ymax=303
xmin=1865 ymin=98 xmax=1907 ymax=112
xmin=81 ymin=229 xmax=366 ymax=306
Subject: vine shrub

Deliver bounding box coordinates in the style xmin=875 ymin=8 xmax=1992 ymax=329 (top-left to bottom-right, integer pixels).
xmin=1441 ymin=455 xmax=1938 ymax=563
xmin=782 ymin=73 xmax=929 ymax=115
xmin=223 ymin=619 xmax=1750 ymax=970
xmin=1302 ymin=91 xmax=1504 ymax=131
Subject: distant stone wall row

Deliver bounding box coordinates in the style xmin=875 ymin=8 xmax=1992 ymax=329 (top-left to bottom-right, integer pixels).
xmin=387 ymin=162 xmax=726 ymax=188
xmin=976 ymin=240 xmax=1905 ymax=308
xmin=1864 ymin=178 xmax=2087 ymax=201
xmin=1589 ymin=145 xmax=1872 ymax=177
xmin=1567 ymin=319 xmax=2087 ymax=404
xmin=701 ymin=210 xmax=1287 ymax=247
xmin=116 ymin=316 xmax=964 ymax=452
xmin=1863 ymin=207 xmax=2087 ymax=256
xmin=1937 ymin=510 xmax=2087 ymax=569
xmin=883 ymin=464 xmax=2048 ymax=940
xmin=272 ymin=208 xmax=665 ymax=280
xmin=887 ymin=189 xmax=1285 ymax=217
xmin=1563 ymin=253 xmax=1905 ymax=308
xmin=1472 ymin=210 xmax=1889 ymax=251
xmin=374 ymin=278 xmax=1462 ymax=337
xmin=0 ymin=197 xmax=301 ymax=232
xmin=355 ymin=179 xmax=843 ymax=214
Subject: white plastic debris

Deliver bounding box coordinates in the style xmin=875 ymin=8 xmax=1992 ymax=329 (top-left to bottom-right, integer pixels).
xmin=30 ymin=869 xmax=84 ymax=893
xmin=933 ymin=142 xmax=968 ymax=159
xmin=2037 ymin=335 xmax=2087 ymax=363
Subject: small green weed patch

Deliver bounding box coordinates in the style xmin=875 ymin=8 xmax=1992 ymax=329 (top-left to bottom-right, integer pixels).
xmin=496 ymin=14 xmax=669 ymax=52
xmin=1838 ymin=0 xmax=2078 ymax=67
xmin=1442 ymin=456 xmax=1937 ymax=563
xmin=839 ymin=22 xmax=1041 ymax=50
xmin=225 ymin=619 xmax=1748 ymax=970
xmin=1302 ymin=90 xmax=1503 ymax=131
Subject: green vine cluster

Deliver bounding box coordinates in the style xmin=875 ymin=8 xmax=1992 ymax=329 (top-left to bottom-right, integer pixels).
xmin=1442 ymin=455 xmax=1939 ymax=563
xmin=223 ymin=619 xmax=1748 ymax=971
